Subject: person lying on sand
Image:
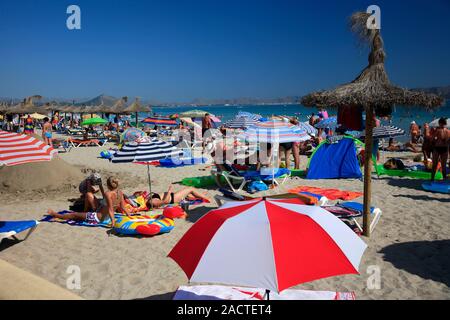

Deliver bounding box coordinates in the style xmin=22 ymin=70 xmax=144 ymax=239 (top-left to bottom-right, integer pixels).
xmin=148 ymin=185 xmax=212 ymax=208
xmin=48 ymin=177 xmax=131 ymax=227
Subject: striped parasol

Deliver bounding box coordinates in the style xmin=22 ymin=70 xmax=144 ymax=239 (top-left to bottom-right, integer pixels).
xmin=241 ymin=121 xmax=310 ymax=143
xmin=297 ymin=122 xmax=318 ymax=136
xmin=120 ymin=128 xmax=146 ymax=144
xmin=236 ymin=111 xmax=262 ymax=120
xmin=142 ymin=117 xmax=178 ymax=127
xmin=429 ymin=118 xmax=449 ymax=129
xmin=359 ymin=125 xmax=405 ymax=139
xmin=111 ymin=138 xmax=182 ymax=163
xmin=0 ymin=130 xmax=57 ymax=166
xmin=314 ymin=117 xmax=338 ymax=129
xmin=111 ymin=138 xmax=182 ymax=209
xmin=168 ymin=198 xmax=367 ymax=294
xmin=224 ymin=116 xmax=259 ymax=129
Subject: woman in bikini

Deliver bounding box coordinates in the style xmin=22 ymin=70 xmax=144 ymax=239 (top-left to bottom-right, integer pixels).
xmin=431 ymin=118 xmax=449 ymax=181
xmin=148 ymin=185 xmax=211 ymax=209
xmin=47 ymin=177 xmax=131 ymax=227
xmin=42 ymin=117 xmax=53 ymax=146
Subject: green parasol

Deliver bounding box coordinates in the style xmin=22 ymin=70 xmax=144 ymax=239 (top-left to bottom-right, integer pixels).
xmin=81 ymin=117 xmax=108 ymax=126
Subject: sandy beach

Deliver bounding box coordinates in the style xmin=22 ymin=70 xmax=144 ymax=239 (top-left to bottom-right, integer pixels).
xmin=1 ymin=134 xmax=449 ymax=300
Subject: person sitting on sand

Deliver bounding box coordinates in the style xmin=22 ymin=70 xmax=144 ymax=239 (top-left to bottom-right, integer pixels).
xmin=148 ymin=185 xmax=211 ymax=209
xmin=48 ymin=177 xmax=131 ymax=227
xmin=79 ymin=173 xmax=102 ymax=211
xmin=386 ymin=138 xmax=401 ymax=152
xmin=431 ymin=117 xmax=449 ymax=181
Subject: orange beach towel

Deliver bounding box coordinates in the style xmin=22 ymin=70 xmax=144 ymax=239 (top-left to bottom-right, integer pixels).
xmin=288 ymin=186 xmax=363 ymax=201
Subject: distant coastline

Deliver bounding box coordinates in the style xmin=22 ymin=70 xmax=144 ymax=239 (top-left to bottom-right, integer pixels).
xmin=1 ymin=85 xmax=448 ymax=108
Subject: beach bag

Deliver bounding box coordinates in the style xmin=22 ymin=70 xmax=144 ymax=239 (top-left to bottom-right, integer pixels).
xmin=246 ymin=180 xmax=268 ymax=194
xmin=383 ymin=158 xmax=405 ymax=170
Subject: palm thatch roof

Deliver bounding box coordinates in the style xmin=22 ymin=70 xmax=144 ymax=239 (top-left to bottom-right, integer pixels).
xmin=123 ymin=97 xmax=151 ymax=113
xmin=301 ymin=12 xmax=444 ymax=113
xmin=6 ymin=95 xmax=44 ymax=114
xmin=0 ymin=103 xmax=9 ymax=113
xmin=109 ymin=96 xmax=129 ymax=114
xmin=43 ymin=102 xmax=62 ymax=112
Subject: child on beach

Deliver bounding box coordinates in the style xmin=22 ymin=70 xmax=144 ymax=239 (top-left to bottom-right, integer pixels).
xmin=48 ymin=177 xmax=131 ymax=227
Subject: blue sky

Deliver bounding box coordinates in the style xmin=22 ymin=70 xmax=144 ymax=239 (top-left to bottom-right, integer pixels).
xmin=0 ymin=0 xmax=449 ymax=102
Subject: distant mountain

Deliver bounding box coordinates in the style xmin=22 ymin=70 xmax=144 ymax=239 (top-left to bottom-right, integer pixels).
xmin=412 ymin=85 xmax=450 ymax=100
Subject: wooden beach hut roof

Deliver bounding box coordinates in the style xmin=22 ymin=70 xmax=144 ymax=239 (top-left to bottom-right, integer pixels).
xmin=301 ymin=12 xmax=444 ymax=113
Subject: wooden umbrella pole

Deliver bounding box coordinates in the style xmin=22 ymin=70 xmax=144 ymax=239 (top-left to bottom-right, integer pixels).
xmin=135 ymin=112 xmax=138 ymax=128
xmin=363 ymin=106 xmax=374 ymax=237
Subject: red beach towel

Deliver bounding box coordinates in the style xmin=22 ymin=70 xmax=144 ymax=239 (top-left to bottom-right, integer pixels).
xmin=288 ymin=186 xmax=363 ymax=201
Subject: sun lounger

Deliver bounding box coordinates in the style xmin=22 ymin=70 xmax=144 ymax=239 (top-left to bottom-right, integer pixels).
xmin=212 ymin=163 xmax=291 ymax=193
xmin=0 ymin=220 xmax=39 ymax=242
xmin=67 ymin=137 xmax=105 ymax=148
xmin=173 ymin=285 xmax=356 ymax=300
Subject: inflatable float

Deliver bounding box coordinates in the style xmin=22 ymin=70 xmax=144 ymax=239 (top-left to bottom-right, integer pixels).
xmin=422 ymin=181 xmax=450 ymax=194
xmin=113 ymin=206 xmax=186 ymax=236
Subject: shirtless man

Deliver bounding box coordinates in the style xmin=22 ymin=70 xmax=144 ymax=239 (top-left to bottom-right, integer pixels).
xmin=422 ymin=123 xmax=433 ymax=161
xmin=42 ymin=117 xmax=53 ymax=146
xmin=431 ymin=118 xmax=449 ymax=181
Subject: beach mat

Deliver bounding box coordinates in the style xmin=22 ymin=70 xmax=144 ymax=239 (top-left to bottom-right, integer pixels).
xmin=375 ymin=164 xmax=444 ymax=180
xmin=41 ymin=211 xmax=119 ymax=228
xmin=173 ymin=285 xmax=356 ymax=300
xmin=288 ymin=186 xmax=363 ymax=201
xmin=422 ymin=181 xmax=450 ymax=194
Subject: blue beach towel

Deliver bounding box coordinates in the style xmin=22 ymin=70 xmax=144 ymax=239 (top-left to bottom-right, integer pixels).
xmin=41 ymin=211 xmax=118 ymax=228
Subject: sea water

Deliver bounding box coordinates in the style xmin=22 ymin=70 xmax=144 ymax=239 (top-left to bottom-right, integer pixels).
xmin=140 ymin=103 xmax=449 ymax=142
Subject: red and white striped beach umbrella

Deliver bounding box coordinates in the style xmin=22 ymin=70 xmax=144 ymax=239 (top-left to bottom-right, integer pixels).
xmin=0 ymin=130 xmax=57 ymax=166
xmin=168 ymin=198 xmax=367 ymax=293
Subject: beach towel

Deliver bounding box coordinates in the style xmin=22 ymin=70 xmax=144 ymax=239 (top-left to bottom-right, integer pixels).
xmin=173 ymin=285 xmax=356 ymax=300
xmin=41 ymin=210 xmax=115 ymax=228
xmin=288 ymin=186 xmax=363 ymax=201
xmin=122 ymin=192 xmax=150 ymax=213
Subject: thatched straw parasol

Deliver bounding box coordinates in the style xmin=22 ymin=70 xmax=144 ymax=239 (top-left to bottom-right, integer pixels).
xmin=6 ymin=95 xmax=44 ymax=114
xmin=301 ymin=12 xmax=444 ymax=237
xmin=123 ymin=97 xmax=152 ymax=127
xmin=110 ymin=96 xmax=129 ymax=114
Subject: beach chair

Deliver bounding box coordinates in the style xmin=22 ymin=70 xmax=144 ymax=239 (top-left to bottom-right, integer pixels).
xmin=322 ymin=202 xmax=382 ymax=234
xmin=0 ymin=220 xmax=39 ymax=242
xmin=212 ymin=163 xmax=291 ymax=193
xmin=52 ymin=139 xmax=72 ymax=153
xmin=67 ymin=137 xmax=102 ymax=148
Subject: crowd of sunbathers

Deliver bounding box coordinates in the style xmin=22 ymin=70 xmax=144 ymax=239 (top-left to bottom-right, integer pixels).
xmin=47 ymin=173 xmax=212 ymax=227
